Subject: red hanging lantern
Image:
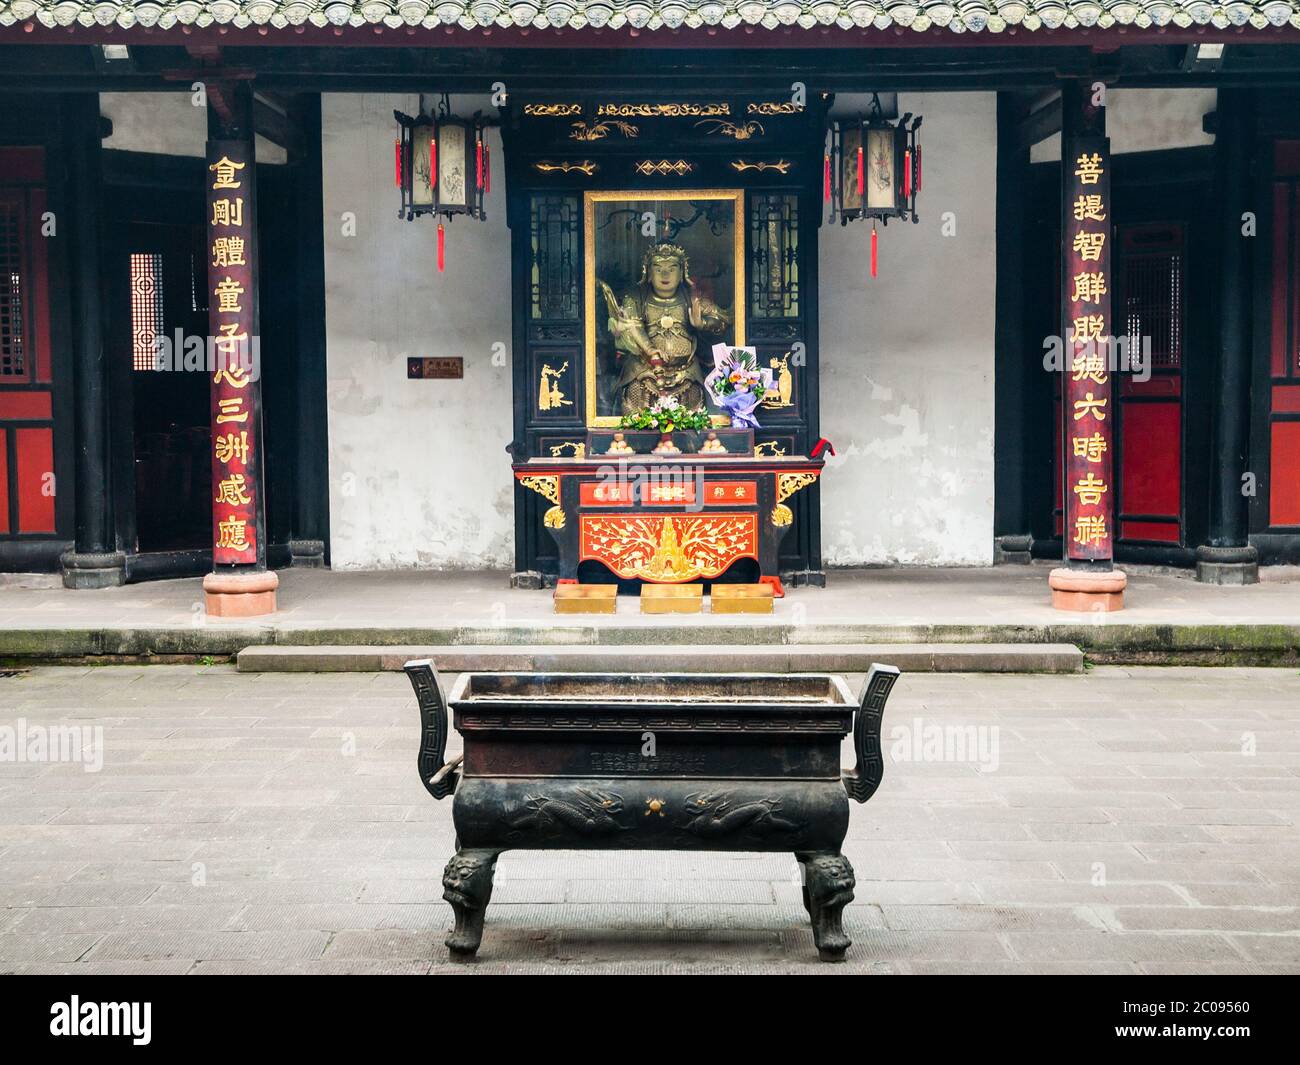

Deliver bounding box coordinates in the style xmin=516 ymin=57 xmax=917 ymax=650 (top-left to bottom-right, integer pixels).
xmin=827 ymin=94 xmax=923 ymax=284
xmin=393 ymin=95 xmax=491 ymax=275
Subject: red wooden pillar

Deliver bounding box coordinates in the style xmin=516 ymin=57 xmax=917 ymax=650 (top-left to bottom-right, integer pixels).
xmin=1050 ymin=82 xmax=1126 ymax=611
xmin=202 ymin=82 xmax=277 ymax=616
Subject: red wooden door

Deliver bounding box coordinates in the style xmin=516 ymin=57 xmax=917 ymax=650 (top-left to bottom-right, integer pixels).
xmin=0 ymin=147 xmax=56 ymax=539
xmin=1114 ymin=222 xmax=1185 ymax=546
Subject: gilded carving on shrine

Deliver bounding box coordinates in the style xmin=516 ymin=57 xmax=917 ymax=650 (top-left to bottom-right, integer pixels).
xmin=570 ymin=120 xmax=639 ymax=142
xmin=747 ymin=102 xmax=805 ymax=116
xmin=633 ymin=159 xmax=694 ymax=176
xmin=761 ymin=352 xmax=795 ymax=408
xmin=773 ymin=471 xmax=818 ymax=526
xmin=695 ymin=119 xmax=765 ymax=140
xmin=731 ymin=160 xmax=792 ymax=175
xmin=538 ymin=362 xmax=572 ymax=411
xmin=598 ymin=103 xmax=730 ymax=118
xmin=548 ymin=442 xmax=586 ymax=458
xmin=519 ymin=475 xmax=565 ymax=529
xmin=580 ymin=514 xmax=757 ymax=581
xmin=754 ymin=441 xmax=786 ymax=457
xmin=533 ymin=160 xmax=598 ymax=176
xmin=524 ymin=103 xmax=582 ymax=117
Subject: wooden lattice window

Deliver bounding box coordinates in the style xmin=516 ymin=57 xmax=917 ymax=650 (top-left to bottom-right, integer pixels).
xmin=0 ymin=200 xmax=26 ymax=378
xmin=130 ymin=251 xmax=164 ymax=372
xmin=749 ymin=193 xmax=800 ymax=319
xmin=1120 ymin=225 xmax=1184 ymax=371
xmin=529 ymin=195 xmax=579 ymax=321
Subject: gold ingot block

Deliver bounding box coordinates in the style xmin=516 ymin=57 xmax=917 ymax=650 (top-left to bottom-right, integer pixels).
xmin=640 ymin=584 xmax=704 ymax=614
xmin=554 ymin=584 xmax=618 ymax=614
xmin=710 ymin=584 xmax=775 ymax=614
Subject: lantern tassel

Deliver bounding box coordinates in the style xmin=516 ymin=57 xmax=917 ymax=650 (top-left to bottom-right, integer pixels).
xmin=904 ymin=150 xmax=912 ymax=199
xmin=394 ymin=139 xmax=402 ymax=189
xmin=430 ymin=137 xmax=437 ymax=190
xmin=476 ymin=138 xmax=483 ymax=191
xmin=437 ymin=221 xmax=445 ymax=274
xmin=823 ymin=153 xmax=831 ymax=202
xmin=857 ymin=144 xmax=864 ymax=197
xmin=870 ymin=224 xmax=878 ymax=280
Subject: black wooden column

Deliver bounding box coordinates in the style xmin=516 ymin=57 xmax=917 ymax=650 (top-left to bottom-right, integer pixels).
xmin=289 ymin=93 xmax=329 ymax=568
xmin=993 ymin=92 xmax=1032 ymax=564
xmin=1196 ymin=88 xmax=1259 ymax=584
xmin=60 ymin=93 xmax=125 ymax=589
xmin=202 ymin=81 xmax=278 ymax=616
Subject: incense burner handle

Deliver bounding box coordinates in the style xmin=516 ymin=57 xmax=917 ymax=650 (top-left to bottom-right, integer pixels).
xmin=404 ymin=658 xmax=459 ymax=800
xmin=842 ymin=664 xmax=901 ymax=804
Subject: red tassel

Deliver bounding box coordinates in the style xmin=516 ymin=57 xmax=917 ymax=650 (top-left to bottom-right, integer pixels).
xmin=857 ymin=145 xmax=864 ymax=196
xmin=430 ymin=137 xmax=437 ymax=190
xmin=823 ymin=154 xmax=831 ymax=202
xmin=394 ymin=140 xmax=402 ymax=188
xmin=904 ymin=150 xmax=912 ymax=198
xmin=915 ymin=145 xmax=922 ymax=193
xmin=437 ymin=221 xmax=445 ymax=273
xmin=485 ymin=144 xmax=491 ymax=195
xmin=476 ymin=138 xmax=483 ymax=191
xmin=870 ymin=225 xmax=878 ymax=279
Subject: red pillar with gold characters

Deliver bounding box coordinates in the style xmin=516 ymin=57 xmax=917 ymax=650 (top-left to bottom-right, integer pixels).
xmin=1050 ymin=82 xmax=1126 ymax=612
xmin=202 ymin=82 xmax=277 ymax=617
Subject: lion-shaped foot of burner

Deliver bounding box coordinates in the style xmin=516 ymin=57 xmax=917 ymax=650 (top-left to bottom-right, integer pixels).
xmin=442 ymin=848 xmax=500 ymax=959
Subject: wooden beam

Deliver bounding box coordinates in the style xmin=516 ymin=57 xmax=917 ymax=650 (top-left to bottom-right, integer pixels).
xmin=1017 ymin=96 xmax=1061 ymax=151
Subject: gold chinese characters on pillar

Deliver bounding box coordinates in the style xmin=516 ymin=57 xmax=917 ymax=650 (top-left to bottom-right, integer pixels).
xmin=207 ymin=142 xmax=259 ymax=566
xmin=1064 ymin=140 xmax=1114 ymax=563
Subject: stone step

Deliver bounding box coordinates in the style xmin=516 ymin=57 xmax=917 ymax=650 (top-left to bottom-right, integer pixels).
xmin=236 ymin=642 xmax=1083 ymax=674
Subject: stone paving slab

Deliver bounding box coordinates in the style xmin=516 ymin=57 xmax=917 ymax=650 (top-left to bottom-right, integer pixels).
xmin=0 ymin=664 xmax=1297 ymax=974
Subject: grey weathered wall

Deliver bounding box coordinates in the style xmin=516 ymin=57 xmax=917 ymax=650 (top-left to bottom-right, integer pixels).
xmin=819 ymin=92 xmax=998 ymax=566
xmin=101 ymin=91 xmax=288 ymax=164
xmin=322 ymin=93 xmax=514 ymax=569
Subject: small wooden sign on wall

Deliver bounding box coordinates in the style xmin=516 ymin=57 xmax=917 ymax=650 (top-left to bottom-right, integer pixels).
xmin=407 ymin=357 xmax=464 ymax=380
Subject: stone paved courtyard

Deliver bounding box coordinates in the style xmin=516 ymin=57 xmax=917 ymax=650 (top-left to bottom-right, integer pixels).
xmin=0 ymin=665 xmax=1298 ymax=974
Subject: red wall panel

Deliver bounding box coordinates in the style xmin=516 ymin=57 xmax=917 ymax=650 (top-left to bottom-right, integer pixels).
xmin=1121 ymin=402 xmax=1181 ymax=519
xmin=15 ymin=427 xmax=54 ymax=533
xmin=0 ymin=436 xmax=8 ymax=534
xmin=1271 ymin=422 xmax=1300 ymax=527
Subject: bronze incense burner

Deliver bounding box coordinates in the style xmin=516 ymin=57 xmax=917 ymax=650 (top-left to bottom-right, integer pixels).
xmin=405 ymin=663 xmax=900 ymax=962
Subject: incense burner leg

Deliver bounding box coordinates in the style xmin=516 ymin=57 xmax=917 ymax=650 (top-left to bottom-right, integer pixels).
xmin=442 ymin=847 xmax=501 ymax=959
xmin=796 ymin=851 xmax=855 ymax=962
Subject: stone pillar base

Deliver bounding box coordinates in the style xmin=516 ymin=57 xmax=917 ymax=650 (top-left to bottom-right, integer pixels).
xmin=204 ymin=570 xmax=279 ymax=618
xmin=1048 ymin=567 xmax=1127 ymax=613
xmin=1195 ymin=544 xmax=1259 ymax=586
xmin=994 ymin=534 xmax=1034 ymax=565
xmin=60 ymin=550 xmax=127 ymax=589
xmin=510 ymin=570 xmax=546 ymax=590
xmin=288 ymin=539 xmax=325 ymax=568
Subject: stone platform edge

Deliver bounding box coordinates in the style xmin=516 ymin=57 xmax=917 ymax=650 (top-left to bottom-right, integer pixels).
xmin=234 ymin=642 xmax=1085 ymax=674
xmin=1 ymin=623 xmax=1299 ymax=666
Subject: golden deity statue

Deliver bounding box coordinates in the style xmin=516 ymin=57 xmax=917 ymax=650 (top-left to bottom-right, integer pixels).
xmin=599 ymin=243 xmax=731 ymax=414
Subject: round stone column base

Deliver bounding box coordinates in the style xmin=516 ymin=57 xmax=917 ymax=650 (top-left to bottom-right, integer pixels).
xmin=204 ymin=570 xmax=279 ymax=618
xmin=1048 ymin=567 xmax=1127 ymax=613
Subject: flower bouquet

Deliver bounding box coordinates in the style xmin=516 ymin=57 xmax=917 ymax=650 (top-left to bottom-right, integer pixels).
xmin=619 ymin=396 xmax=712 ymax=434
xmin=705 ymin=344 xmax=774 ymax=429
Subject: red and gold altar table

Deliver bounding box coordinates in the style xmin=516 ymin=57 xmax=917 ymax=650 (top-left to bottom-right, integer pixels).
xmin=512 ymin=452 xmax=823 ymax=592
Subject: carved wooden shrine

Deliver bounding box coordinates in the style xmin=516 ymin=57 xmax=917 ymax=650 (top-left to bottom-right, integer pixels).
xmin=406 ymin=659 xmax=901 ymax=961
xmin=504 ymin=95 xmax=830 ymax=589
